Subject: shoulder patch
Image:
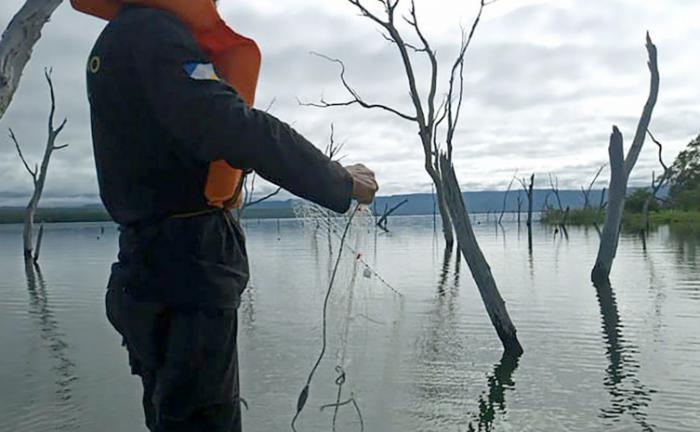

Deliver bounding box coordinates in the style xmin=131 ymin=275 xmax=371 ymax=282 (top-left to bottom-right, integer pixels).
xmin=183 ymin=62 xmax=220 ymax=81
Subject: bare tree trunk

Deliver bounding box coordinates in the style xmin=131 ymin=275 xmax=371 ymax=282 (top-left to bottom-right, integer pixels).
xmin=23 ymin=204 xmax=37 ymax=259
xmin=592 ymin=34 xmax=659 ymax=283
xmin=0 ymin=0 xmax=63 ymax=120
xmin=33 ymin=223 xmax=45 ymax=262
xmin=433 ymin=178 xmax=455 ymax=248
xmin=440 ymin=155 xmax=523 ymax=355
xmin=526 ymin=175 xmax=534 ymax=229
xmin=498 ymin=173 xmax=517 ymax=225
xmin=10 ymin=69 xmax=68 ymax=261
xmin=376 ymin=198 xmax=408 ymax=232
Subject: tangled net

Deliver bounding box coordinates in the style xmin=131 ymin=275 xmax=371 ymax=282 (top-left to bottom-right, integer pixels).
xmin=290 ymin=201 xmax=403 ymax=431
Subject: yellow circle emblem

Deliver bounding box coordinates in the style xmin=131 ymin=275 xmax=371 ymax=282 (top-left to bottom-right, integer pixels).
xmin=88 ymin=56 xmax=101 ymax=74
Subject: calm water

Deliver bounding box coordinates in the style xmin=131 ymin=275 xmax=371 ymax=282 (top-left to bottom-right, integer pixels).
xmin=0 ymin=215 xmax=699 ymax=432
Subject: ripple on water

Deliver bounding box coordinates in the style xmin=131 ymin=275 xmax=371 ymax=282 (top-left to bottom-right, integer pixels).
xmin=1 ymin=219 xmax=700 ymax=431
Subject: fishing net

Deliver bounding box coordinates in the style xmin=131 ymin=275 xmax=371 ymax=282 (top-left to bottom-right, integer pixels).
xmin=291 ymin=201 xmax=403 ymax=431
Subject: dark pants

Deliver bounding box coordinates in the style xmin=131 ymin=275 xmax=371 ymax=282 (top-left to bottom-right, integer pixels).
xmin=106 ymin=287 xmax=242 ymax=431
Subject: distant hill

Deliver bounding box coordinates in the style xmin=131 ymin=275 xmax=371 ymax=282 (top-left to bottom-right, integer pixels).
xmin=366 ymin=189 xmax=607 ymax=215
xmin=0 ymin=189 xmax=608 ymax=224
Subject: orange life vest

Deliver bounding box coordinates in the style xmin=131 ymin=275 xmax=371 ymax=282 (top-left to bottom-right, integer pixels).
xmin=71 ymin=0 xmax=261 ymax=209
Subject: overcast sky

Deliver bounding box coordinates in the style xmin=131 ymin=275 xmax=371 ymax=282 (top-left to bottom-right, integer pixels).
xmin=1 ymin=0 xmax=699 ymax=206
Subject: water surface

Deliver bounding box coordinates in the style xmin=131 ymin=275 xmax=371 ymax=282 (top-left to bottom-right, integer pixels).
xmin=0 ymin=216 xmax=698 ymax=431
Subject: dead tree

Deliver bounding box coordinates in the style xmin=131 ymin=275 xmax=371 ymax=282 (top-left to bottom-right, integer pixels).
xmin=10 ymin=68 xmax=68 ymax=260
xmin=643 ymin=129 xmax=671 ymax=230
xmin=592 ymin=33 xmax=659 ymax=283
xmin=548 ymin=174 xmax=564 ymax=211
xmin=581 ymin=165 xmax=605 ymax=209
xmin=518 ymin=174 xmax=535 ymax=228
xmin=303 ymin=0 xmax=497 ymax=250
xmin=518 ymin=174 xmax=535 ymax=252
xmin=0 ymin=0 xmax=63 ymax=120
xmin=440 ymin=155 xmax=523 ymax=355
xmin=498 ymin=172 xmax=517 ymax=225
xmin=376 ymin=199 xmax=409 ymax=232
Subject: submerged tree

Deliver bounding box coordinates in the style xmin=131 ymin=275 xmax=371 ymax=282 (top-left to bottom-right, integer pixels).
xmin=518 ymin=174 xmax=535 ymax=251
xmin=305 ymin=0 xmax=500 ymax=249
xmin=306 ymin=0 xmax=523 ymax=355
xmin=0 ymin=0 xmax=64 ymax=120
xmin=10 ymin=68 xmax=68 ymax=260
xmin=440 ymin=155 xmax=523 ymax=355
xmin=592 ymin=33 xmax=660 ymax=283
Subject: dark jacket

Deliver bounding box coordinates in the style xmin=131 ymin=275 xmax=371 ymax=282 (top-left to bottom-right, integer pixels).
xmin=87 ymin=5 xmax=353 ymax=308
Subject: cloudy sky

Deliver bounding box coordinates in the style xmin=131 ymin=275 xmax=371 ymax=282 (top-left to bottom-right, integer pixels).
xmin=1 ymin=0 xmax=699 ymax=206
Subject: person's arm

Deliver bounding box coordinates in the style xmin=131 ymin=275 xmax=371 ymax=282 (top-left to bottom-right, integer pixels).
xmin=129 ymin=10 xmax=360 ymax=212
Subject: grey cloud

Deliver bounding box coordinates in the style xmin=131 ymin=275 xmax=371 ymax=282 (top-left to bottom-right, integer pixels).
xmin=1 ymin=0 xmax=699 ymax=203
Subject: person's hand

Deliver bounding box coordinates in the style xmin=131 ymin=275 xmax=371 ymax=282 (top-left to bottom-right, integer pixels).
xmin=345 ymin=164 xmax=378 ymax=205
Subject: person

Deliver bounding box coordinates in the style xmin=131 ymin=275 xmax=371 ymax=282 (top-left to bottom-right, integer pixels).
xmin=84 ymin=1 xmax=378 ymax=431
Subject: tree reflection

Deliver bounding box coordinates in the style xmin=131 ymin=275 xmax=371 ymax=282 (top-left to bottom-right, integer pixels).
xmin=594 ymin=279 xmax=656 ymax=431
xmin=24 ymin=260 xmax=79 ymax=428
xmin=437 ymin=247 xmax=453 ymax=296
xmin=466 ymin=353 xmax=520 ymax=432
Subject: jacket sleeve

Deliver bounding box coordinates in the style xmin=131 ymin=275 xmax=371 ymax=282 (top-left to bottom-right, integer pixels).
xmin=128 ymin=10 xmax=353 ymax=213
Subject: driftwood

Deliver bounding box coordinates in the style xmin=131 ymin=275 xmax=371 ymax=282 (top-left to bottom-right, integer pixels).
xmin=10 ymin=68 xmax=68 ymax=260
xmin=592 ymin=33 xmax=659 ymax=283
xmin=0 ymin=0 xmax=63 ymax=120
xmin=440 ymin=154 xmax=523 ymax=356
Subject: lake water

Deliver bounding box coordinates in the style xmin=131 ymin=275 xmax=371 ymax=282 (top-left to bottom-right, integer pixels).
xmin=0 ymin=215 xmax=698 ymax=432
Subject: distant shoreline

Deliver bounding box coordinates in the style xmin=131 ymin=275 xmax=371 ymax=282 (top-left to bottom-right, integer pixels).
xmin=0 ymin=207 xmax=300 ymax=224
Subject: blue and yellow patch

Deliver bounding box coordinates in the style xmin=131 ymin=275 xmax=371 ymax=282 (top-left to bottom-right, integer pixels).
xmin=183 ymin=62 xmax=220 ymax=81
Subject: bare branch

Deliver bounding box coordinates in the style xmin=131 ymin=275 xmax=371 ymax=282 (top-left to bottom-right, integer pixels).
xmin=9 ymin=128 xmax=37 ymax=182
xmin=582 ymin=165 xmax=606 ymax=208
xmin=624 ymin=32 xmax=660 ymax=177
xmin=379 ymin=30 xmax=425 ymax=52
xmin=376 ymin=198 xmax=409 ymax=231
xmin=406 ymin=0 xmax=438 ymax=128
xmin=263 ymin=97 xmax=277 ymax=113
xmin=302 ymin=52 xmax=417 ymax=122
xmin=444 ymin=0 xmax=490 ymax=159
xmin=45 ymin=68 xmax=56 ymax=135
xmin=646 ymin=129 xmax=668 ymax=172
xmin=499 ymin=171 xmax=518 ymax=225
xmin=325 ymin=123 xmax=346 ymax=161
xmin=346 ymin=0 xmax=391 ymax=28
xmin=246 ymin=187 xmax=283 ymax=208
xmin=54 ymin=118 xmax=67 ymax=137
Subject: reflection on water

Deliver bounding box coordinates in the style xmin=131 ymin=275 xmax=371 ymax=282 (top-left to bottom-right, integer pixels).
xmin=594 ymin=279 xmax=655 ymax=431
xmin=437 ymin=247 xmax=454 ymax=296
xmin=1 ymin=218 xmax=700 ymax=431
xmin=467 ymin=353 xmax=519 ymax=432
xmin=23 ymin=261 xmax=80 ymax=430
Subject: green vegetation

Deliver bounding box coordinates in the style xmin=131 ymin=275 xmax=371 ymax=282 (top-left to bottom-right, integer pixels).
xmin=541 ymin=207 xmax=604 ymax=225
xmin=669 ymin=134 xmax=700 ymax=211
xmin=543 ymin=134 xmax=700 ymax=231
